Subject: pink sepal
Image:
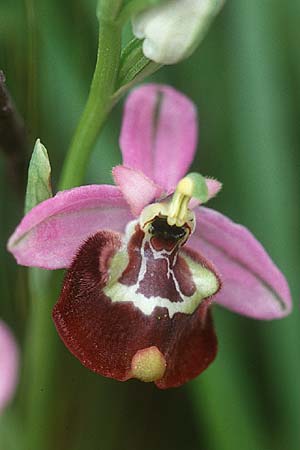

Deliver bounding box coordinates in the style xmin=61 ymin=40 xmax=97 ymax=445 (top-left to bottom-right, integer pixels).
xmin=120 ymin=84 xmax=197 ymax=192
xmin=7 ymin=185 xmax=132 ymax=269
xmin=189 ymin=207 xmax=292 ymax=319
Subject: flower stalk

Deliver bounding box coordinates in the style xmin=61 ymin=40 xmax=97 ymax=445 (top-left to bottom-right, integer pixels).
xmin=59 ymin=14 xmax=122 ymax=190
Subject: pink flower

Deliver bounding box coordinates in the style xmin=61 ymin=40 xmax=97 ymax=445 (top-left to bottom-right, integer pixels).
xmin=7 ymin=84 xmax=291 ymax=389
xmin=0 ymin=320 xmax=19 ymax=412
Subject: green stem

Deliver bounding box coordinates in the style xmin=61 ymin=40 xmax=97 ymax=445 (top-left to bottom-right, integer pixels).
xmin=58 ymin=17 xmax=121 ymax=190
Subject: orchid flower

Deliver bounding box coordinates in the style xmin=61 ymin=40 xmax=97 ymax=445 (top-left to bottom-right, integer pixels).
xmin=8 ymin=84 xmax=291 ymax=389
xmin=0 ymin=320 xmax=19 ymax=413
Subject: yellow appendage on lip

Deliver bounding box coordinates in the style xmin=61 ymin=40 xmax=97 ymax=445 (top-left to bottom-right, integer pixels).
xmin=131 ymin=346 xmax=166 ymax=382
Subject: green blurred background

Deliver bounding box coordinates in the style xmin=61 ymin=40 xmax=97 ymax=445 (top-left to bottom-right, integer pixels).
xmin=1 ymin=1 xmax=300 ymax=449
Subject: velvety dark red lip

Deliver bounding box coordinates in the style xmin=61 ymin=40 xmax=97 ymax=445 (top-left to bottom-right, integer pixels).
xmin=53 ymin=226 xmax=219 ymax=389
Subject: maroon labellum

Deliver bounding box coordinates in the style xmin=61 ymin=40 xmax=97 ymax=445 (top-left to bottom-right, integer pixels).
xmin=53 ymin=215 xmax=221 ymax=389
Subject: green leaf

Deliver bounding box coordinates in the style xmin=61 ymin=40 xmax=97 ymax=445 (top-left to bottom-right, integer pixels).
xmin=117 ymin=37 xmax=151 ymax=86
xmin=24 ymin=139 xmax=52 ymax=213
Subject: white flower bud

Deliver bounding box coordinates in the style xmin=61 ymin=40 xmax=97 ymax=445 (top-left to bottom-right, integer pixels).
xmin=132 ymin=0 xmax=225 ymax=64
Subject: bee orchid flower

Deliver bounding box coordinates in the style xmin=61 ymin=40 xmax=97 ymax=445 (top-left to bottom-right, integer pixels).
xmin=7 ymin=84 xmax=291 ymax=389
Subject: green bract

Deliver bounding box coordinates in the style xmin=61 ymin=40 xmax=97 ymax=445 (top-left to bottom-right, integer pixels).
xmin=25 ymin=139 xmax=52 ymax=214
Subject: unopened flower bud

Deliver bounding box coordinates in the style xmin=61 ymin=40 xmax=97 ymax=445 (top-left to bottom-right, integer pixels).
xmin=132 ymin=0 xmax=225 ymax=64
xmin=25 ymin=139 xmax=52 ymax=213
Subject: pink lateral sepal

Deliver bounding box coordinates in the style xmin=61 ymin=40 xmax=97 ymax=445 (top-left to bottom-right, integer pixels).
xmin=189 ymin=207 xmax=292 ymax=319
xmin=7 ymin=184 xmax=132 ymax=269
xmin=53 ymin=229 xmax=219 ymax=388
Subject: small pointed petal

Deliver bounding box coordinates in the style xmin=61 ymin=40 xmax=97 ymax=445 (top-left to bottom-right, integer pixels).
xmin=0 ymin=320 xmax=19 ymax=413
xmin=189 ymin=207 xmax=292 ymax=319
xmin=112 ymin=165 xmax=164 ymax=216
xmin=53 ymin=230 xmax=218 ymax=389
xmin=206 ymin=178 xmax=222 ymax=199
xmin=8 ymin=185 xmax=132 ymax=269
xmin=120 ymin=84 xmax=197 ymax=191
